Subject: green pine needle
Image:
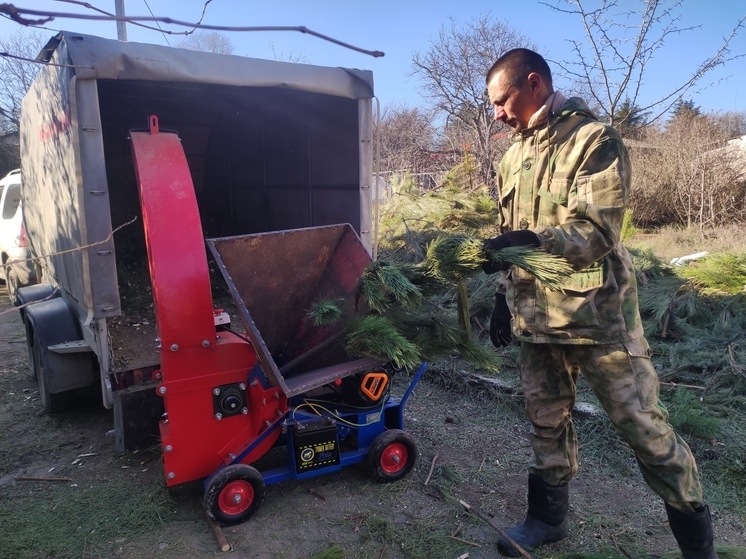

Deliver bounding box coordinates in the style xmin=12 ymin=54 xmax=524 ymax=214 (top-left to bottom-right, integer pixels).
xmin=307 ymin=300 xmax=343 ymax=326
xmin=667 ymin=387 xmax=721 ymax=440
xmin=456 ymin=338 xmax=502 ymax=372
xmin=484 ymin=245 xmax=574 ymax=290
xmin=421 ymin=234 xmax=486 ymax=280
xmin=359 ymin=259 xmax=424 ymax=312
xmin=309 ymin=545 xmax=345 ymax=559
xmin=455 ymin=280 xmax=471 ymax=337
xmin=346 ymin=315 xmax=421 ymax=369
xmin=418 ymin=233 xmax=574 ymax=290
xmin=678 ymin=253 xmax=746 ymax=294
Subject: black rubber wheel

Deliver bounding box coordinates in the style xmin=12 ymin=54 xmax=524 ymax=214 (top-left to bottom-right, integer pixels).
xmin=204 ymin=464 xmax=265 ymax=526
xmin=4 ymin=264 xmax=19 ymax=306
xmin=368 ymin=429 xmax=417 ymax=482
xmin=33 ymin=332 xmax=75 ymax=413
xmin=341 ymin=370 xmax=390 ymax=407
xmin=24 ymin=317 xmax=35 ymax=379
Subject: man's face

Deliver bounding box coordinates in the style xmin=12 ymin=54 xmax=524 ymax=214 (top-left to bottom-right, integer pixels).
xmin=487 ymin=70 xmax=540 ymax=132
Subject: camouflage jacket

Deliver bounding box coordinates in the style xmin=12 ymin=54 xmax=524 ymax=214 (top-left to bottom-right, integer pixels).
xmin=496 ymin=97 xmax=644 ymax=344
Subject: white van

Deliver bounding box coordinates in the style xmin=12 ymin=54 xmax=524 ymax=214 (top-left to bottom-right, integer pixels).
xmin=0 ymin=168 xmax=37 ymax=304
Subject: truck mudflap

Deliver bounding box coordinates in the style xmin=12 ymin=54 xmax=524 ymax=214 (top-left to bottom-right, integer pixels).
xmin=24 ymin=296 xmax=97 ymax=412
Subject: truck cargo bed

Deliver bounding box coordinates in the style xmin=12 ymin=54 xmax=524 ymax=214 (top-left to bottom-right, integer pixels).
xmin=19 ymin=31 xmax=375 ymax=430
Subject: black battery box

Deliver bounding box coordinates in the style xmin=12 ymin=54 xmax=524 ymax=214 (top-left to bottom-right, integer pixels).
xmin=292 ymin=417 xmax=340 ymax=473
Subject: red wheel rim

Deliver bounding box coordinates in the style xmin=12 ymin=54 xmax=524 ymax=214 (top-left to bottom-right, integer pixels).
xmin=380 ymin=442 xmax=408 ymax=474
xmin=218 ymin=480 xmax=254 ymax=515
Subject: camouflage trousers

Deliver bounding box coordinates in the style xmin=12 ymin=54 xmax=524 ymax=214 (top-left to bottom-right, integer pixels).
xmin=519 ymin=338 xmax=703 ymax=511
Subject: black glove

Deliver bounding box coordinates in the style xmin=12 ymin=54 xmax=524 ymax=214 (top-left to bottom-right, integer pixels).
xmin=489 ymin=292 xmax=512 ymax=347
xmin=482 ymin=230 xmax=541 ymax=274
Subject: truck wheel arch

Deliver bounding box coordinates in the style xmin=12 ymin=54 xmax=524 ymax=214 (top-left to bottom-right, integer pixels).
xmin=17 ymin=283 xmax=59 ymax=377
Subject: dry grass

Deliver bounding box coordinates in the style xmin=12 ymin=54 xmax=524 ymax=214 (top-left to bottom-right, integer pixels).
xmin=627 ymin=224 xmax=746 ymax=263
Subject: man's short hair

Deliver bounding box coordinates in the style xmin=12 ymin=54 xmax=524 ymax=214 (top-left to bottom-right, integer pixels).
xmin=486 ymin=48 xmax=553 ymax=90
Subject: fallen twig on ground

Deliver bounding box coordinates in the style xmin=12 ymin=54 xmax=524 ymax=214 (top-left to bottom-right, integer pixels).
xmin=660 ymin=381 xmax=706 ymax=390
xmin=458 ymin=499 xmax=534 ymax=559
xmin=447 ymin=535 xmax=481 ymax=547
xmin=204 ymin=511 xmax=232 ymax=552
xmin=424 ymin=453 xmax=439 ymax=485
xmin=309 ymin=488 xmax=327 ymax=500
xmin=15 ymin=475 xmax=72 ymax=482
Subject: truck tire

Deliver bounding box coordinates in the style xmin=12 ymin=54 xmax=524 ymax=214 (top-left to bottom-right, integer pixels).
xmin=33 ymin=331 xmax=76 ymax=413
xmin=17 ymin=283 xmax=58 ymax=321
xmin=3 ymin=264 xmax=20 ymax=305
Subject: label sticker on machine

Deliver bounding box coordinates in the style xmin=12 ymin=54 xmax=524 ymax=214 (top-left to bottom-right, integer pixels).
xmin=292 ymin=418 xmax=340 ymax=472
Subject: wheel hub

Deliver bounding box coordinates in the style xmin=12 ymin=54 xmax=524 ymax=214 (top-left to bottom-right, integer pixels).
xmin=381 ymin=443 xmax=408 ymax=474
xmin=218 ymin=480 xmax=254 ymax=515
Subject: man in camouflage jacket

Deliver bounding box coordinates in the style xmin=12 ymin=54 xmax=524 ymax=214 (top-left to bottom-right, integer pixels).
xmin=483 ymin=48 xmax=717 ymax=559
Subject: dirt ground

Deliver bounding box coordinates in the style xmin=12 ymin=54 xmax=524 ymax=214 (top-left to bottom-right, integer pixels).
xmin=1 ymin=288 xmax=745 ymax=559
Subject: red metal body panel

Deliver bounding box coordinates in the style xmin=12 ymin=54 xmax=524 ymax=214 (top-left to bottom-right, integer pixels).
xmin=130 ymin=116 xmax=214 ymax=362
xmin=130 ymin=116 xmax=287 ymax=487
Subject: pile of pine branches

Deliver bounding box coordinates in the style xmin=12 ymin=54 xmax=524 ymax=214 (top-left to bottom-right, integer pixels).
xmin=630 ymin=246 xmax=746 ymax=500
xmin=308 ymin=234 xmax=571 ymax=371
xmin=352 ymin=234 xmax=572 ymax=367
xmin=306 ymin=178 xmax=572 ymax=371
xmin=318 ymin=171 xmax=746 ymax=408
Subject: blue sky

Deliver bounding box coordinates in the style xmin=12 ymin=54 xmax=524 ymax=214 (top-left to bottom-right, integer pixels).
xmin=2 ymin=1 xmax=744 ymax=116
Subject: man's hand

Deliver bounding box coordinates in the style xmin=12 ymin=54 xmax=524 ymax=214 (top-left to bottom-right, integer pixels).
xmin=490 ymin=292 xmax=512 ymax=347
xmin=482 ymin=230 xmax=541 ymax=274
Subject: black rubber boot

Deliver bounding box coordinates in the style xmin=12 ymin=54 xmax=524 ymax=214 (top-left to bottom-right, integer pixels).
xmin=666 ymin=503 xmax=719 ymax=559
xmin=497 ymin=474 xmax=569 ymax=557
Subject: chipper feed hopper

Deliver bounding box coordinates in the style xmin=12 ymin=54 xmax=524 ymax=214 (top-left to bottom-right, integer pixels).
xmin=131 ymin=115 xmax=424 ymax=525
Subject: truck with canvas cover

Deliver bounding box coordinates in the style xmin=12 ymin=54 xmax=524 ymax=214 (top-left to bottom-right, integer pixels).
xmin=18 ymin=31 xmax=378 ymax=451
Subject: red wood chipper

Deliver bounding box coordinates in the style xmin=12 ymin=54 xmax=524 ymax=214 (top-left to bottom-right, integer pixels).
xmin=130 ymin=115 xmax=424 ymax=525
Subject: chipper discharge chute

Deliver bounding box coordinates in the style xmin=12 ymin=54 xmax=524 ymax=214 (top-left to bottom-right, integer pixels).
xmin=130 ymin=115 xmax=424 ymax=526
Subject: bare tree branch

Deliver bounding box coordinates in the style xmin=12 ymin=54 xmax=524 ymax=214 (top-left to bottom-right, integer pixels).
xmin=410 ymin=14 xmax=534 ymax=187
xmin=0 ymin=28 xmax=46 ymax=132
xmin=629 ymin=113 xmax=746 ymax=229
xmin=0 ymin=4 xmax=384 ymax=57
xmin=544 ymin=0 xmax=745 ymax=130
xmin=175 ymin=31 xmax=234 ymax=55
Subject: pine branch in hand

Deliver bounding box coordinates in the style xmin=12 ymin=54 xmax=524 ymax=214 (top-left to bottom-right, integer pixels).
xmin=421 ymin=234 xmax=488 ymax=280
xmin=484 ymin=245 xmax=574 ymax=290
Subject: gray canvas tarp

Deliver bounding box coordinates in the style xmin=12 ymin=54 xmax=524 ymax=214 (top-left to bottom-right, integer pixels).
xmin=38 ymin=31 xmax=374 ymax=100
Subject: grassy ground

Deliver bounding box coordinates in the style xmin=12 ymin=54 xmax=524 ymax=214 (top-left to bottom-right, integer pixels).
xmin=626 ymin=223 xmax=746 ymax=263
xmin=1 ymin=287 xmax=745 ymax=558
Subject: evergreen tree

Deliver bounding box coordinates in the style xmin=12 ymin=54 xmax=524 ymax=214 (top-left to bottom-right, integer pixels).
xmin=671 ymin=99 xmax=702 ymax=122
xmin=612 ymin=98 xmax=649 ymax=139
